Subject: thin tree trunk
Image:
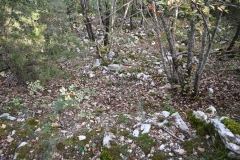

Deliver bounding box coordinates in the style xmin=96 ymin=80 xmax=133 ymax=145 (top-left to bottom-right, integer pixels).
xmin=151 ymin=1 xmax=172 ymax=82
xmin=159 ymin=11 xmax=183 ymax=85
xmin=80 ymin=0 xmax=95 ymax=41
xmin=120 ymin=0 xmax=132 ymax=30
xmin=110 ymin=0 xmax=116 ymax=32
xmin=193 ymin=7 xmax=222 ymax=95
xmin=130 ymin=0 xmax=134 ymax=30
xmin=227 ymin=24 xmax=240 ymax=50
xmin=103 ymin=1 xmax=110 ymax=46
xmin=96 ymin=0 xmax=103 ymax=28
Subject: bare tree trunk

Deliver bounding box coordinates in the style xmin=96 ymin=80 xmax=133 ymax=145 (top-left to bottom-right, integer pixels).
xmin=80 ymin=0 xmax=95 ymax=41
xmin=193 ymin=5 xmax=222 ymax=95
xmin=158 ymin=10 xmax=183 ymax=86
xmin=227 ymin=24 xmax=240 ymax=50
xmin=120 ymin=0 xmax=132 ymax=30
xmin=151 ymin=1 xmax=172 ymax=82
xmin=110 ymin=0 xmax=116 ymax=32
xmin=130 ymin=0 xmax=135 ymax=30
xmin=103 ymin=1 xmax=110 ymax=46
xmin=96 ymin=0 xmax=103 ymax=28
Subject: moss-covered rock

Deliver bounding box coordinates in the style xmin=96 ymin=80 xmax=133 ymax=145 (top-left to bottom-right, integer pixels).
xmin=186 ymin=110 xmax=215 ymax=137
xmin=16 ymin=144 xmax=30 ymax=159
xmin=221 ymin=118 xmax=240 ymax=135
xmin=100 ymin=147 xmax=113 ymax=160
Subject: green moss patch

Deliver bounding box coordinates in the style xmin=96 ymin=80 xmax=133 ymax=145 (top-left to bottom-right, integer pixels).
xmin=119 ymin=130 xmax=130 ymax=136
xmin=137 ymin=134 xmax=155 ymax=155
xmin=25 ymin=118 xmax=38 ymax=126
xmin=152 ymin=151 xmax=168 ymax=160
xmin=186 ymin=110 xmax=215 ymax=137
xmin=16 ymin=145 xmax=30 ymax=159
xmin=221 ymin=118 xmax=240 ymax=135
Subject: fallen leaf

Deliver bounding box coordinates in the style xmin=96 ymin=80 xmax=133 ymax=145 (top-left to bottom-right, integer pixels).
xmin=198 ymin=147 xmax=205 ymax=152
xmin=96 ymin=128 xmax=102 ymax=132
xmin=7 ymin=136 xmax=14 ymax=143
xmin=51 ymin=121 xmax=58 ymax=127
xmin=1 ymin=124 xmax=6 ymax=129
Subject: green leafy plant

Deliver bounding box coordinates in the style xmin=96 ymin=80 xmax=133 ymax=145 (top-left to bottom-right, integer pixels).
xmin=27 ymin=80 xmax=45 ymax=95
xmin=10 ymin=98 xmax=24 ymax=107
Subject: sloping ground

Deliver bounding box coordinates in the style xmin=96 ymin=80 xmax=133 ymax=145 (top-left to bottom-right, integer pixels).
xmin=0 ymin=28 xmax=240 ymax=159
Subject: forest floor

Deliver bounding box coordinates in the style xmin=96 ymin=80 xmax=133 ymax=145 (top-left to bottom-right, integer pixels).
xmin=0 ymin=23 xmax=240 ymax=159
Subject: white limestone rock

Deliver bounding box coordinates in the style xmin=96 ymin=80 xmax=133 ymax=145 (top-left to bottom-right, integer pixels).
xmin=193 ymin=111 xmax=207 ymax=121
xmin=0 ymin=113 xmax=16 ymax=121
xmin=208 ymin=88 xmax=214 ymax=94
xmin=137 ymin=73 xmax=150 ymax=81
xmin=141 ymin=124 xmax=151 ymax=134
xmin=108 ymin=50 xmax=116 ymax=59
xmin=171 ymin=112 xmax=189 ymax=132
xmin=162 ymin=111 xmax=170 ymax=118
xmin=107 ymin=64 xmax=122 ymax=71
xmin=133 ymin=129 xmax=139 ymax=137
xmin=211 ymin=118 xmax=240 ymax=154
xmin=103 ymin=132 xmax=115 ymax=148
xmin=93 ymin=59 xmax=101 ymax=67
xmin=206 ymin=106 xmax=217 ymax=115
xmin=78 ymin=135 xmax=86 ymax=141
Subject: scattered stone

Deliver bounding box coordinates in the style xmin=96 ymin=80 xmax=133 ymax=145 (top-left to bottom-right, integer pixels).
xmin=12 ymin=130 xmax=16 ymax=135
xmin=193 ymin=111 xmax=207 ymax=121
xmin=108 ymin=50 xmax=116 ymax=59
xmin=206 ymin=106 xmax=217 ymax=115
xmin=141 ymin=124 xmax=151 ymax=134
xmin=153 ymin=62 xmax=161 ymax=65
xmin=18 ymin=142 xmax=28 ymax=148
xmin=179 ymin=149 xmax=185 ymax=155
xmin=120 ymin=136 xmax=124 ymax=142
xmin=133 ymin=129 xmax=139 ymax=137
xmin=159 ymin=144 xmax=165 ymax=150
xmin=137 ymin=73 xmax=150 ymax=81
xmin=211 ymin=118 xmax=240 ymax=154
xmin=78 ymin=135 xmax=86 ymax=141
xmin=162 ymin=111 xmax=170 ymax=118
xmin=142 ymin=50 xmax=148 ymax=54
xmin=157 ymin=120 xmax=169 ymax=127
xmin=103 ymin=132 xmax=115 ymax=148
xmin=208 ymin=88 xmax=214 ymax=94
xmin=150 ymin=81 xmax=155 ymax=86
xmin=158 ymin=69 xmax=164 ymax=74
xmin=171 ymin=112 xmax=189 ymax=132
xmin=93 ymin=59 xmax=101 ymax=67
xmin=107 ymin=64 xmax=122 ymax=71
xmin=0 ymin=113 xmax=16 ymax=121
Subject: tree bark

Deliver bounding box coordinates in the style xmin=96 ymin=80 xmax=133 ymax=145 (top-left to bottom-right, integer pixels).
xmin=80 ymin=0 xmax=95 ymax=41
xmin=103 ymin=1 xmax=110 ymax=46
xmin=193 ymin=5 xmax=222 ymax=96
xmin=227 ymin=24 xmax=240 ymax=51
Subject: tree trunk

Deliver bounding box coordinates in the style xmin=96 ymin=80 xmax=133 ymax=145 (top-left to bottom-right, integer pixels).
xmin=130 ymin=0 xmax=134 ymax=30
xmin=227 ymin=24 xmax=240 ymax=51
xmin=159 ymin=11 xmax=183 ymax=86
xmin=103 ymin=1 xmax=110 ymax=46
xmin=193 ymin=5 xmax=222 ymax=96
xmin=80 ymin=0 xmax=95 ymax=41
